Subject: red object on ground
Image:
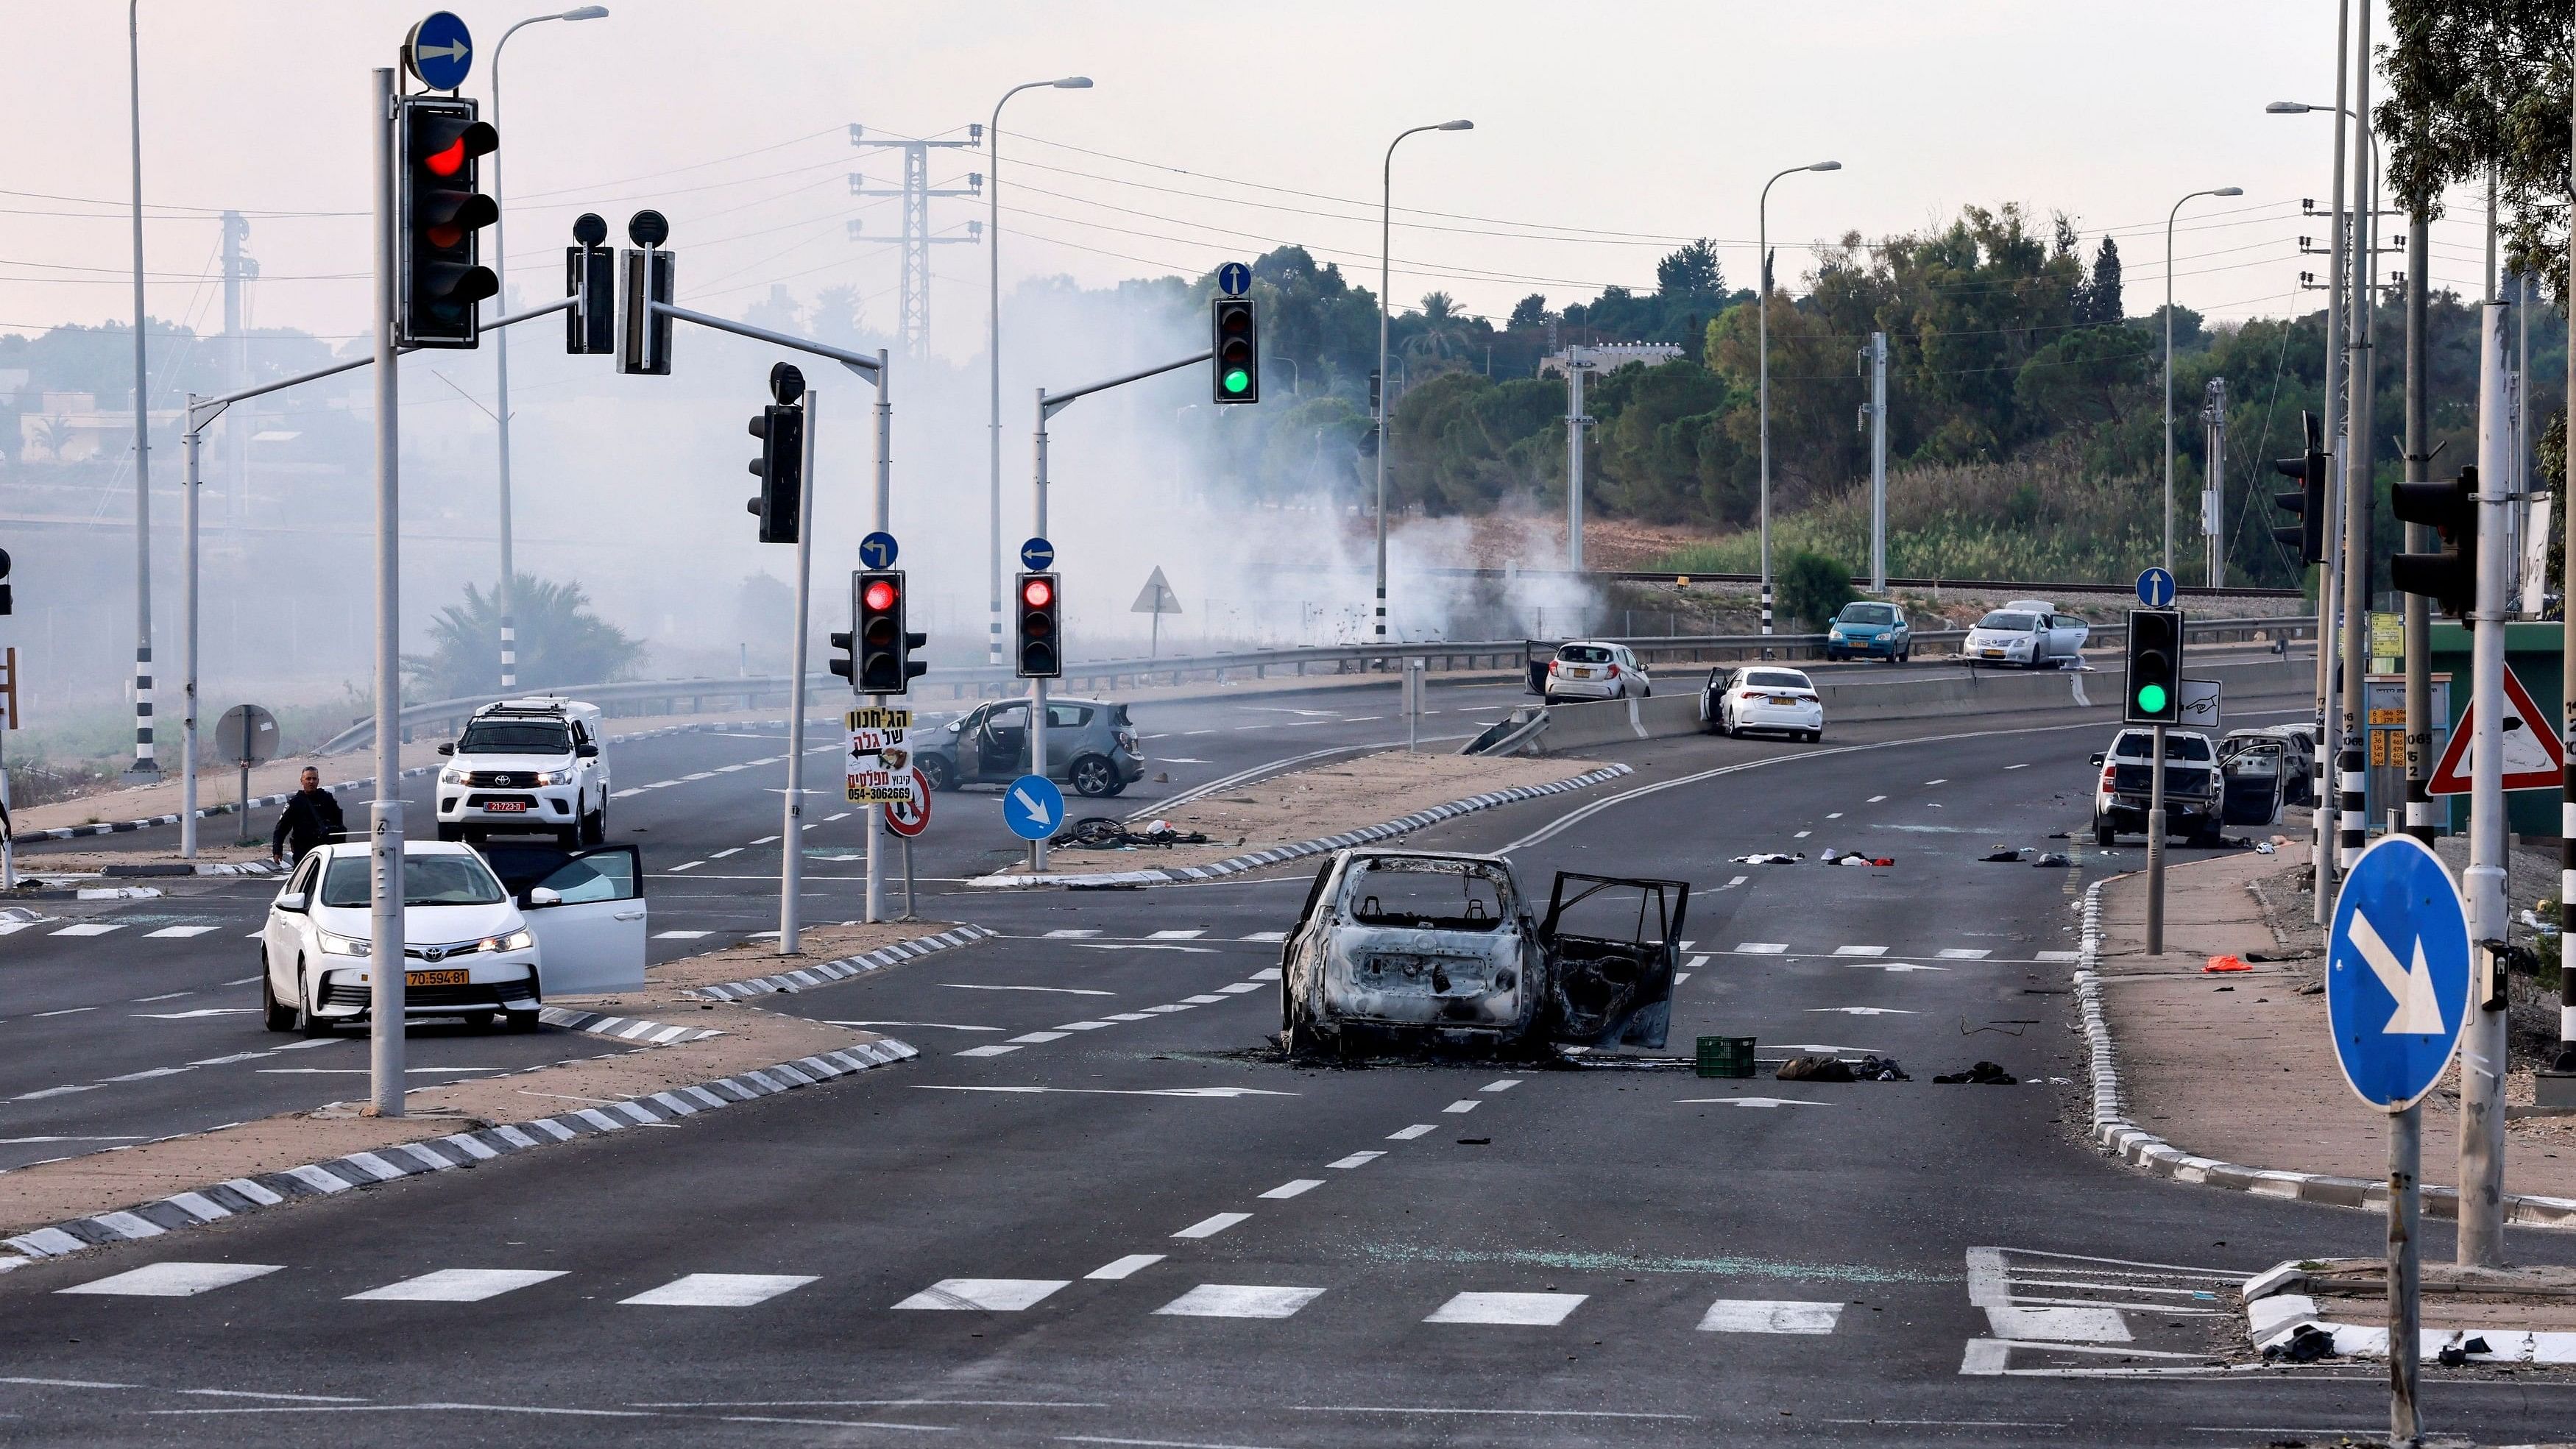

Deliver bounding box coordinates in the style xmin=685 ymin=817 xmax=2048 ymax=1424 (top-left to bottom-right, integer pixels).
xmin=2204 ymin=955 xmax=2250 ymax=973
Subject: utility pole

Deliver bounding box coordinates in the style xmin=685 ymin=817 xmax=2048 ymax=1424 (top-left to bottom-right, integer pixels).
xmin=124 ymin=0 xmax=156 ymax=784
xmin=849 ymin=125 xmax=983 ymax=358
xmin=1562 ymin=349 xmax=1594 ymax=570
xmin=1864 ymin=331 xmax=1888 ymax=592
xmin=2559 ymin=34 xmax=2576 ymax=1087
xmin=221 ymin=211 xmax=255 ymax=531
xmin=2458 ymin=300 xmax=2513 ymax=1267
xmin=366 ymin=65 xmax=406 ymax=1118
xmin=2337 ymin=0 xmax=2375 ymax=882
xmin=2404 ymin=206 xmax=2434 ymax=844
xmin=2201 ymin=377 xmax=2227 ymax=587
xmin=2310 ymin=0 xmax=2353 ymax=924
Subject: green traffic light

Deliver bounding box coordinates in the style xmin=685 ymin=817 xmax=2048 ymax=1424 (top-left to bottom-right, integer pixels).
xmin=2136 ymin=682 xmax=2168 ymax=715
xmin=1222 ymin=368 xmax=1250 ymax=394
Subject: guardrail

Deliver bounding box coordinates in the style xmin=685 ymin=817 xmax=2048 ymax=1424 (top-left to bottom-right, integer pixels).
xmin=314 ymin=615 xmax=2316 ymax=754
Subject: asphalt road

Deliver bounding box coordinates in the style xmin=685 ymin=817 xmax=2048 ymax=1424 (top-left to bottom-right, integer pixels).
xmin=17 ymin=653 xmax=2558 ymax=1448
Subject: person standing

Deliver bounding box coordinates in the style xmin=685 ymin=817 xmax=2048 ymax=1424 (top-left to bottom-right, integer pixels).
xmin=270 ymin=766 xmax=346 ymax=865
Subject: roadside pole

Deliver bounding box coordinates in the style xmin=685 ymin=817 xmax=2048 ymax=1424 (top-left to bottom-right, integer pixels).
xmin=2338 ymin=0 xmax=2377 ymax=885
xmin=367 ymin=66 xmax=406 ymax=1118
xmin=2404 ymin=208 xmax=2434 ymax=844
xmin=779 ymin=391 xmax=820 ymax=956
xmin=2390 ymin=1097 xmax=2423 ymax=1441
xmin=1030 ymin=385 xmax=1051 ymax=875
xmin=866 ymin=348 xmax=891 ymax=925
xmin=2558 ymin=44 xmax=2576 ymax=1096
xmin=180 ymin=403 xmax=202 ymax=860
xmin=2146 ymin=720 xmax=2167 ymax=954
xmin=2315 ymin=0 xmax=2352 ymax=926
xmin=1867 ymin=331 xmax=1889 ymax=593
xmin=2458 ymin=302 xmax=2512 ymax=1267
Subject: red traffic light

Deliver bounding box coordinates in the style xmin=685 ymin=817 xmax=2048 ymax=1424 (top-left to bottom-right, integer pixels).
xmin=863 ymin=578 xmax=898 ymax=612
xmin=1022 ymin=577 xmax=1054 ymax=609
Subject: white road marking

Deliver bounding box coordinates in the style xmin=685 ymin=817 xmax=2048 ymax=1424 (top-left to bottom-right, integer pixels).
xmin=709 ymin=848 xmax=743 ymax=860
xmin=2005 ymin=762 xmax=2031 ymax=770
xmin=51 ymin=924 xmax=124 ymax=938
xmin=1045 ymin=929 xmax=1103 ymax=938
xmin=654 ymin=930 xmax=712 ymax=940
xmin=620 ymin=1274 xmax=816 ymax=1308
xmin=1867 ymin=795 xmax=1888 ymax=802
xmin=750 ymin=835 xmax=780 ymax=845
xmin=60 ymin=1262 xmax=283 ymax=1297
xmin=1071 ymin=943 xmax=1214 ymax=954
xmin=1149 ymin=929 xmax=1207 ymax=940
xmin=826 ymin=812 xmax=851 ymax=821
xmin=1674 ymin=972 xmax=1692 ymax=983
xmin=1677 ymin=1096 xmax=1836 ymax=1108
xmin=954 ymin=1044 xmax=1024 ymax=1057
xmin=1724 ymin=876 xmax=1749 ymax=888
xmin=668 ymin=862 xmax=704 ymax=873
xmin=132 ymin=991 xmax=192 ymax=1003
xmin=1480 ymin=1080 xmax=1521 ymax=1093
xmin=943 ymin=983 xmax=1115 ymax=996
xmin=1825 ymin=812 xmax=1842 ymax=820
xmin=1181 ymin=994 xmax=1230 ymax=1005
xmin=1443 ymin=1100 xmax=1480 ymax=1114
xmin=1425 ymin=1292 xmax=1586 ymax=1326
xmin=1683 ymin=955 xmax=1710 ymax=971
xmin=1833 ymin=945 xmax=1887 ymax=957
xmin=1925 ymin=779 xmax=1947 ymax=785
xmin=2036 ymin=950 xmax=2082 ymax=963
xmin=1793 ymin=830 xmax=1811 ymax=838
xmin=1937 ymin=949 xmax=1992 ymax=960
xmin=1328 ymin=1152 xmax=1384 ymax=1169
xmin=347 ymin=1269 xmax=567 ymax=1303
xmin=893 ymin=1278 xmax=1068 ymax=1311
xmin=914 ymin=1086 xmax=1297 ymax=1099
xmin=1388 ymin=1124 xmax=1436 ymax=1140
xmin=1806 ymin=1006 xmax=1918 ymax=1016
xmin=828 ymin=1021 xmax=1005 ymax=1033
xmin=1053 ymin=1021 xmax=1117 ymax=1031
xmin=1214 ymin=983 xmax=1264 ymax=995
xmin=1250 ymin=968 xmax=1281 ymax=981
xmin=1736 ymin=943 xmax=1787 ymax=954
xmin=144 ymin=926 xmax=217 ymax=939
xmin=1241 ymin=931 xmax=1288 ymax=943
xmin=1008 ymin=1032 xmax=1072 ymax=1044
xmin=1258 ymin=1179 xmax=1324 ymax=1200
xmin=1699 ymin=1299 xmax=1845 ymax=1333
xmin=1103 ymin=1013 xmax=1154 ymax=1022
xmin=1156 ymin=1284 xmax=1326 ymax=1319
xmin=1141 ymin=1004 xmax=1195 ymax=1013
xmin=1172 ymin=1212 xmax=1251 ymax=1239
xmin=1845 ymin=962 xmax=1948 ymax=973
xmin=1086 ymin=1254 xmax=1164 ymax=1280
xmin=133 ymin=1008 xmax=260 ymax=1019
xmin=1985 ymin=1305 xmax=2131 ymax=1342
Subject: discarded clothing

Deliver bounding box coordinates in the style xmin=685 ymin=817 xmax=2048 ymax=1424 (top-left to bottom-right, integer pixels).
xmin=1819 ymin=849 xmax=1894 ymax=868
xmin=2030 ymin=852 xmax=2071 ymax=868
xmin=1853 ymin=1054 xmax=1909 ymax=1082
xmin=1775 ymin=1054 xmax=1855 ymax=1083
xmin=2265 ymin=1324 xmax=2336 ymax=1363
xmin=1730 ymin=851 xmax=1805 ymax=865
xmin=1980 ymin=846 xmax=2030 ymax=862
xmin=2204 ymin=955 xmax=2249 ymax=974
xmin=1931 ymin=1060 xmax=2017 ymax=1085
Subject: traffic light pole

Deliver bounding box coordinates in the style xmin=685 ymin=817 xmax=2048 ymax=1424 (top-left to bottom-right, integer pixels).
xmin=779 ymin=391 xmax=820 ymax=956
xmin=868 ymin=349 xmax=891 ymax=929
xmin=2404 ymin=209 xmax=2435 ymax=845
xmin=2561 ymin=49 xmax=2576 ymax=1086
xmin=2338 ymin=17 xmax=2378 ymax=885
xmin=1028 ymin=347 xmax=1215 ymax=874
xmin=2147 ymin=724 xmax=2168 ymax=954
xmin=2459 ymin=300 xmax=2513 ymax=1268
xmin=368 ymin=65 xmax=406 ymax=1118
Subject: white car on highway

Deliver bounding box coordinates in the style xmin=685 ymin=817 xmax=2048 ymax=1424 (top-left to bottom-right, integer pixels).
xmin=435 ymin=698 xmax=612 ymax=847
xmin=1545 ymin=641 xmax=1651 ymax=703
xmin=1964 ymin=601 xmax=2090 ymax=669
xmin=258 ymin=840 xmax=648 ymax=1035
xmin=1705 ymin=665 xmax=1825 ymax=742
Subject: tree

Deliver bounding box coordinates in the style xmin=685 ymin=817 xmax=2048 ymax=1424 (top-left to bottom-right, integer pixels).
xmin=2380 ymin=1 xmax=2567 ymax=285
xmin=402 ymin=575 xmax=643 ymax=701
xmin=2072 ymin=237 xmax=2124 ymax=325
xmin=1779 ymin=550 xmax=1857 ymax=626
xmin=1655 ymin=239 xmax=1727 ymax=302
xmin=1508 ymin=294 xmax=1551 ymax=330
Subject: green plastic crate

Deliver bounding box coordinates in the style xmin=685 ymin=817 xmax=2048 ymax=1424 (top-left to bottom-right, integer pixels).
xmin=1696 ymin=1035 xmax=1755 ymax=1079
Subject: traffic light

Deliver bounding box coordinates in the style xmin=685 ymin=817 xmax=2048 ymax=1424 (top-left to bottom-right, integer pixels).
xmin=2270 ymin=410 xmax=2326 ymax=565
xmin=853 ymin=570 xmax=927 ymax=694
xmin=0 ymin=546 xmax=12 ymax=616
xmin=394 ymin=96 xmax=499 ymax=349
xmin=828 ymin=626 xmax=857 ymax=688
xmin=565 ymin=212 xmax=615 ymax=355
xmin=1211 ymin=297 xmax=1258 ymax=403
xmin=620 ymin=210 xmax=673 ymax=375
xmin=2391 ymin=464 xmax=2480 ymax=618
xmin=2125 ymin=609 xmax=2182 ymax=725
xmin=1016 ymin=572 xmax=1061 ymax=679
xmin=747 ymin=363 xmax=805 ymax=544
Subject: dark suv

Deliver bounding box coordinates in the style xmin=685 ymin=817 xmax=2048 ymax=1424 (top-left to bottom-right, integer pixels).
xmin=2090 ymin=728 xmax=2221 ymax=846
xmin=917 ymin=696 xmax=1146 ymax=797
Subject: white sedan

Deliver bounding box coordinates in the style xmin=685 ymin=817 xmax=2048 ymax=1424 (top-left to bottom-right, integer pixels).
xmin=1705 ymin=666 xmax=1825 ymax=742
xmin=258 ymin=840 xmax=648 ymax=1035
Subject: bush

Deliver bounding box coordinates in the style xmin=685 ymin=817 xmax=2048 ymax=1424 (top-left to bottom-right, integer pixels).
xmin=1779 ymin=550 xmax=1857 ymax=627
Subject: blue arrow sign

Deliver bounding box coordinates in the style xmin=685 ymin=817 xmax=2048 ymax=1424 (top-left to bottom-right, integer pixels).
xmin=859 ymin=531 xmax=899 ymax=570
xmin=2326 ymin=833 xmax=2471 ymax=1111
xmin=1216 ymin=261 xmax=1253 ymax=299
xmin=1020 ymin=536 xmax=1055 ymax=571
xmin=2135 ymin=567 xmax=2176 ymax=609
xmin=1002 ymin=773 xmax=1066 ymax=841
xmin=405 ymin=11 xmax=474 ymax=91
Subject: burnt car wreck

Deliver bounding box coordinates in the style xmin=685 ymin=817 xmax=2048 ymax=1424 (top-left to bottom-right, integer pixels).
xmin=1278 ymin=850 xmax=1687 ymax=1057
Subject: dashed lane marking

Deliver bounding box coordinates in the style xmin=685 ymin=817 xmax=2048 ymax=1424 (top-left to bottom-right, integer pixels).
xmin=1682 ymin=955 xmax=1710 ymax=971
xmin=1172 ymin=1212 xmax=1251 ymax=1239
xmin=1258 ymin=1180 xmax=1323 ymax=1200
xmin=1938 ymin=949 xmax=1992 ymax=960
xmin=1867 ymin=795 xmax=1887 ymax=803
xmin=1677 ymin=1097 xmax=1836 ymax=1108
xmin=893 ymin=1278 xmax=1067 ymax=1312
xmin=58 ymin=1262 xmax=283 ymax=1297
xmin=1426 ymin=1292 xmax=1585 ymax=1326
xmin=942 ymin=983 xmax=1114 ymax=996
xmin=1242 ymin=931 xmax=1287 ymax=943
xmin=955 ymin=1044 xmax=1022 ymax=1058
xmin=620 ymin=1274 xmax=817 ymax=1308
xmin=345 ymin=1269 xmax=569 ymax=1303
xmin=1156 ymin=1283 xmax=1326 ymax=1319
xmin=2035 ymin=950 xmax=2081 ymax=963
xmin=668 ymin=862 xmax=704 ymax=873
xmin=1736 ymin=943 xmax=1787 ymax=954
xmin=654 ymin=930 xmax=712 ymax=940
xmin=1441 ymin=1099 xmax=1480 ymax=1114
xmin=828 ymin=1021 xmax=1004 ymax=1033
xmin=1388 ymin=1124 xmax=1436 ymax=1140
xmin=1832 ymin=946 xmax=1887 ymax=957
xmin=1794 ymin=831 xmax=1812 ymax=839
xmin=1806 ymin=1006 xmax=1919 ymax=1016
xmin=1479 ymin=1080 xmax=1521 ymax=1093
xmin=1149 ymin=929 xmax=1207 ymax=940
xmin=1845 ymin=962 xmax=1947 ymax=973
xmin=1045 ymin=929 xmax=1102 ymax=938
xmin=1086 ymin=1255 xmax=1164 ymax=1280
xmin=709 ymin=848 xmax=742 ymax=860
xmin=1699 ymin=1300 xmax=1846 ymax=1333
xmin=143 ymin=927 xmax=217 ymax=939
xmin=51 ymin=924 xmax=124 ymax=938
xmin=1328 ymin=1152 xmax=1384 ymax=1169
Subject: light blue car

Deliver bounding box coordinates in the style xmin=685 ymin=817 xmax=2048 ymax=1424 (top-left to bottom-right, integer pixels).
xmin=1823 ymin=601 xmax=1911 ymax=662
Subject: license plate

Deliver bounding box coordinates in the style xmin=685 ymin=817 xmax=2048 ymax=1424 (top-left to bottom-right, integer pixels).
xmin=406 ymin=969 xmax=469 ymax=988
xmin=1570 ymin=668 xmax=1593 ymax=679
xmin=1769 ymin=695 xmax=1799 ymax=706
xmin=482 ymin=801 xmax=528 ymax=812
xmin=1981 ymin=649 xmax=2003 ymax=658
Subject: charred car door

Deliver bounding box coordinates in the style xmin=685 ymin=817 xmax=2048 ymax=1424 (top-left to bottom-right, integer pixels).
xmin=1538 ymin=872 xmax=1688 ymax=1049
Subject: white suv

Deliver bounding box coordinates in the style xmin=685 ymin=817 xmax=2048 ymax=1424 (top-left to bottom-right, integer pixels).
xmin=435 ymin=699 xmax=611 ymax=847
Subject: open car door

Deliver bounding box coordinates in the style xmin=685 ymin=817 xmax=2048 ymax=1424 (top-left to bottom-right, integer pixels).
xmin=1538 ymin=872 xmax=1688 ymax=1049
xmin=484 ymin=843 xmax=647 ymax=995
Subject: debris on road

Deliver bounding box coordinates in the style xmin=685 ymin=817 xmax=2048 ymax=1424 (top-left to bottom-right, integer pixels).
xmin=1052 ymin=815 xmax=1211 ymax=850
xmin=1776 ymin=1053 xmax=1854 ymax=1082
xmin=1732 ymin=851 xmax=1805 ymax=865
xmin=1818 ymin=849 xmax=1893 ymax=867
xmin=2265 ymin=1324 xmax=2338 ymax=1363
xmin=1981 ymin=845 xmax=2031 ymax=862
xmin=2203 ymin=955 xmax=2250 ymax=974
xmin=1932 ymin=1060 xmax=2018 ymax=1085
xmin=2031 ymin=852 xmax=2071 ymax=868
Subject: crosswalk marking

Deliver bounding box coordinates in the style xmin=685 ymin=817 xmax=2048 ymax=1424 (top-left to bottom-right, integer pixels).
xmin=60 ymin=1261 xmax=281 ymax=1297
xmin=51 ymin=924 xmax=124 ymax=938
xmin=1044 ymin=929 xmax=1102 ymax=939
xmin=1736 ymin=943 xmax=1786 ymax=954
xmin=347 ymin=1269 xmax=566 ymax=1303
xmin=619 ymin=1273 xmax=816 ymax=1308
xmin=1241 ymin=931 xmax=1287 ymax=943
xmin=1149 ymin=929 xmax=1206 ymax=940
xmin=1426 ymin=1291 xmax=1586 ymax=1326
xmin=1258 ymin=1179 xmax=1324 ymax=1200
xmin=1937 ymin=948 xmax=1992 ymax=960
xmin=1986 ymin=1304 xmax=2131 ymax=1342
xmin=1172 ymin=1212 xmax=1250 ymax=1239
xmin=1832 ymin=945 xmax=1887 ymax=957
xmin=1086 ymin=1255 xmax=1164 ymax=1281
xmin=1699 ymin=1299 xmax=1844 ymax=1334
xmin=1156 ymin=1283 xmax=1325 ymax=1319
xmin=893 ymin=1278 xmax=1066 ymax=1311
xmin=143 ymin=926 xmax=216 ymax=939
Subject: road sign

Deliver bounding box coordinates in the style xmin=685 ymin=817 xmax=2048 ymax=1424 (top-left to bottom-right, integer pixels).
xmin=1002 ymin=773 xmax=1065 ymax=841
xmin=2178 ymin=679 xmax=2221 ymax=732
xmin=1020 ymin=536 xmax=1054 ymax=571
xmin=2426 ymin=662 xmax=2564 ymax=795
xmin=1130 ymin=566 xmax=1183 ymax=616
xmin=883 ymin=768 xmax=932 ymax=837
xmin=1216 ymin=261 xmax=1252 ymax=298
xmin=216 ymin=704 xmax=280 ymax=765
xmin=2327 ymin=832 xmax=2471 ymax=1110
xmin=859 ymin=531 xmax=899 ymax=570
xmin=2135 ymin=567 xmax=2176 ymax=609
xmin=404 ymin=11 xmax=475 ymax=91
xmin=845 ymin=706 xmax=915 ymax=804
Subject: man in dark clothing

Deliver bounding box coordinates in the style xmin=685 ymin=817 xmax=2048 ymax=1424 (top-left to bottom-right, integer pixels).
xmin=271 ymin=767 xmax=346 ymax=865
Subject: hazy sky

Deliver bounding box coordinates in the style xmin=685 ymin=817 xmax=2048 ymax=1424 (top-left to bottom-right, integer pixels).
xmin=1 ymin=1 xmax=2495 ymax=361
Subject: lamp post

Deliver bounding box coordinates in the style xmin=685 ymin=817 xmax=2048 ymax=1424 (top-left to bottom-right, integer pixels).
xmin=125 ymin=0 xmax=156 ymax=783
xmin=988 ymin=76 xmax=1092 ymax=667
xmin=1375 ymin=118 xmax=1473 ymax=647
xmin=488 ymin=5 xmax=608 ymax=694
xmin=2163 ymin=185 xmax=2243 ymax=573
xmin=1758 ymin=160 xmax=1839 ymax=644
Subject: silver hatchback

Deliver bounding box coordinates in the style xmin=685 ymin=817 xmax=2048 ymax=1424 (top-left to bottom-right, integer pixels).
xmin=916 ymin=696 xmax=1147 ymax=797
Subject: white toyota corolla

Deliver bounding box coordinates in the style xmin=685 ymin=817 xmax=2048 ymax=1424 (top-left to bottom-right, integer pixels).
xmin=1704 ymin=665 xmax=1826 ymax=742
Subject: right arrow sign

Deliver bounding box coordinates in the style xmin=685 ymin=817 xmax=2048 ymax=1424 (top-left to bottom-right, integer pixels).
xmin=2425 ymin=660 xmax=2564 ymax=796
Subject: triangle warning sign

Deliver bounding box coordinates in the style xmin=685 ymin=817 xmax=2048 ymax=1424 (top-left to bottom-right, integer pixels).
xmin=2426 ymin=662 xmax=2566 ymax=796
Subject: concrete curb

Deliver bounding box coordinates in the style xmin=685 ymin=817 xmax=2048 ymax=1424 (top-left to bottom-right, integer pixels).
xmin=2240 ymin=1258 xmax=2576 ymax=1363
xmin=961 ymin=765 xmax=1637 ymax=890
xmin=683 ymin=924 xmax=995 ymax=1000
xmin=536 ymin=1005 xmax=726 ymax=1044
xmin=0 ymin=1036 xmax=918 ymax=1274
xmin=2071 ymin=876 xmax=2576 ymax=1229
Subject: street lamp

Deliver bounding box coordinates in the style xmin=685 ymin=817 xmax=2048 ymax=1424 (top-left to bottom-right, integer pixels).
xmin=989 ymin=76 xmax=1092 ymax=666
xmin=1757 ymin=160 xmax=1839 ymax=644
xmin=488 ymin=4 xmax=609 ymax=692
xmin=2163 ymin=185 xmax=2242 ymax=573
xmin=1375 ymin=118 xmax=1472 ymax=645
xmin=126 ymin=0 xmax=155 ymax=782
